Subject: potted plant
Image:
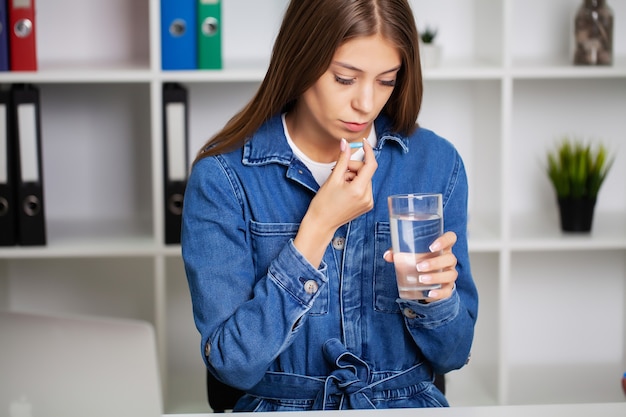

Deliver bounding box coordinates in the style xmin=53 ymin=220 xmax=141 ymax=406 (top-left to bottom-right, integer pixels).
xmin=419 ymin=25 xmax=441 ymax=68
xmin=546 ymin=136 xmax=615 ymax=232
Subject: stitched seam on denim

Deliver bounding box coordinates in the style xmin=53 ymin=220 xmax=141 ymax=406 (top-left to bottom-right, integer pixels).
xmin=215 ymin=154 xmax=246 ymax=215
xmin=442 ymin=153 xmax=461 ymax=210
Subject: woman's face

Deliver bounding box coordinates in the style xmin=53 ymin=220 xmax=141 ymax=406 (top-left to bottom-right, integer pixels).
xmin=290 ymin=33 xmax=401 ymax=158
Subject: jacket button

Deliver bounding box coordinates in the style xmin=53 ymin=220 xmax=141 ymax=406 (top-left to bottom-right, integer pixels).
xmin=204 ymin=342 xmax=211 ymax=357
xmin=403 ymin=307 xmax=418 ymax=319
xmin=304 ymin=280 xmax=318 ymax=294
xmin=332 ymin=237 xmax=345 ymax=250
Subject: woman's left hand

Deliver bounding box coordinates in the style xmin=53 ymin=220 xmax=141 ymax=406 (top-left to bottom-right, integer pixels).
xmin=383 ymin=231 xmax=458 ymax=302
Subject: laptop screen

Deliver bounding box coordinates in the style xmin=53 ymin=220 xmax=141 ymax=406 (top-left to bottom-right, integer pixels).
xmin=0 ymin=311 xmax=163 ymax=417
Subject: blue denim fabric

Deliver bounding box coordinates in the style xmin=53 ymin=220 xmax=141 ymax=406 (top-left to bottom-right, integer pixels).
xmin=181 ymin=114 xmax=478 ymax=410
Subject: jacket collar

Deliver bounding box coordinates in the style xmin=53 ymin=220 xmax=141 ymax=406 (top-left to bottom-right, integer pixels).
xmin=241 ymin=113 xmax=410 ymax=167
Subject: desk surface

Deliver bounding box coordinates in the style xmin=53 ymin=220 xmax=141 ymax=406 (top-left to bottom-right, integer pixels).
xmin=166 ymin=402 xmax=626 ymax=417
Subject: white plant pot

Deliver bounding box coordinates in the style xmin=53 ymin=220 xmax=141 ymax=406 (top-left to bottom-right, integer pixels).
xmin=420 ymin=43 xmax=442 ymax=68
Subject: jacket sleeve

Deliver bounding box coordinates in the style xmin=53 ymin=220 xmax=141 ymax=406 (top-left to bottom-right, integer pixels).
xmin=396 ymin=152 xmax=479 ymax=374
xmin=181 ymin=156 xmax=328 ymax=390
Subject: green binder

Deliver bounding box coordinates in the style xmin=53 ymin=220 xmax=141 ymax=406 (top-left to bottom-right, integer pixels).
xmin=198 ymin=0 xmax=222 ymax=69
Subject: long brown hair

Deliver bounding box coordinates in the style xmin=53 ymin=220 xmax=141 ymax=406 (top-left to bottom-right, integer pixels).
xmin=195 ymin=0 xmax=422 ymax=162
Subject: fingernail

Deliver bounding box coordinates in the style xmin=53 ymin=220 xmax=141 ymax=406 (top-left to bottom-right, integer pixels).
xmin=340 ymin=138 xmax=347 ymax=152
xmin=383 ymin=250 xmax=391 ymax=259
xmin=427 ymin=290 xmax=438 ymax=298
xmin=419 ymin=274 xmax=432 ymax=283
xmin=429 ymin=241 xmax=441 ymax=252
xmin=416 ymin=261 xmax=428 ymax=272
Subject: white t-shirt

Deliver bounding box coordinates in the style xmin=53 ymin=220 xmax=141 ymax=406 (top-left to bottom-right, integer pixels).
xmin=282 ymin=113 xmax=377 ymax=186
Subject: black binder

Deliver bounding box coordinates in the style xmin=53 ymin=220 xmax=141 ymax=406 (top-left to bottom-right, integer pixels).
xmin=162 ymin=83 xmax=189 ymax=244
xmin=12 ymin=84 xmax=46 ymax=246
xmin=0 ymin=90 xmax=16 ymax=246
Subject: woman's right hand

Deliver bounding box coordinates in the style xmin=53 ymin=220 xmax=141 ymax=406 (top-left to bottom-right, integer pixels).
xmin=317 ymin=138 xmax=378 ymax=226
xmin=294 ymin=138 xmax=378 ymax=267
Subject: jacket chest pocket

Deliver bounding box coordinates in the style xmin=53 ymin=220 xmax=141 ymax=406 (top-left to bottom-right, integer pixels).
xmin=249 ymin=220 xmax=328 ymax=315
xmin=373 ymin=222 xmax=401 ymax=314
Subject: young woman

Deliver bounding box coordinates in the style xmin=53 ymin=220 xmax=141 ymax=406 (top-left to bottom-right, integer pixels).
xmin=182 ymin=0 xmax=478 ymax=411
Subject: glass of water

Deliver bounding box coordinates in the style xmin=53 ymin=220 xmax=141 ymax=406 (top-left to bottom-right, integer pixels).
xmin=388 ymin=193 xmax=443 ymax=300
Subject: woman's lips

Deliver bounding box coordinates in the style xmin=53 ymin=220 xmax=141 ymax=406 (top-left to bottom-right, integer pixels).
xmin=343 ymin=121 xmax=368 ymax=132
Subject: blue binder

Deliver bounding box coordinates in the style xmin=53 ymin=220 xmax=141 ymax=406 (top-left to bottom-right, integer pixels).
xmin=161 ymin=0 xmax=197 ymax=70
xmin=0 ymin=0 xmax=9 ymax=71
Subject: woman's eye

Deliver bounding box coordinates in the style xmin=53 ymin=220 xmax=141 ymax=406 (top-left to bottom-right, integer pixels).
xmin=380 ymin=79 xmax=396 ymax=87
xmin=335 ymin=75 xmax=354 ymax=85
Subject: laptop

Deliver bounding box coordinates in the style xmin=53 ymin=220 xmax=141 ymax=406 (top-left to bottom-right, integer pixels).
xmin=0 ymin=311 xmax=163 ymax=417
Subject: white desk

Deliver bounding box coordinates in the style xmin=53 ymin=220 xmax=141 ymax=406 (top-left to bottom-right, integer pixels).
xmin=166 ymin=402 xmax=626 ymax=417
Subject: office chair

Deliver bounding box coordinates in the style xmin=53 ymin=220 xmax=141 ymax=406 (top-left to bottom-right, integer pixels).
xmin=206 ymin=371 xmax=243 ymax=413
xmin=206 ymin=371 xmax=445 ymax=412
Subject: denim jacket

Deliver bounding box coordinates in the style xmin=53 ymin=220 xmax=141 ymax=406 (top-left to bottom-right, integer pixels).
xmin=182 ymin=113 xmax=478 ymax=411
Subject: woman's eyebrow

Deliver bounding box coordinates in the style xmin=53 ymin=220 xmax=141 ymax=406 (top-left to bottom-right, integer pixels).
xmin=332 ymin=61 xmax=401 ymax=75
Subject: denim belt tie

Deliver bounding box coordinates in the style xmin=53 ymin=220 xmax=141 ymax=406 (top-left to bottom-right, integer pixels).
xmin=247 ymin=338 xmax=432 ymax=410
xmin=313 ymin=338 xmax=375 ymax=409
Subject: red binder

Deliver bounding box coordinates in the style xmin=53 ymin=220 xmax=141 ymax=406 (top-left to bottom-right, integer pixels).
xmin=8 ymin=0 xmax=37 ymax=71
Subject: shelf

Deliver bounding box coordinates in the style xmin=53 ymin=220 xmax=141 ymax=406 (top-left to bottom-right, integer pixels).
xmin=0 ymin=219 xmax=157 ymax=259
xmin=159 ymin=59 xmax=270 ymax=83
xmin=3 ymin=257 xmax=156 ymax=321
xmin=509 ymin=57 xmax=626 ymax=79
xmin=4 ymin=59 xmax=624 ymax=85
xmin=421 ymin=59 xmax=504 ymax=80
xmin=0 ymin=65 xmax=153 ymax=84
xmin=510 ymin=212 xmax=626 ymax=251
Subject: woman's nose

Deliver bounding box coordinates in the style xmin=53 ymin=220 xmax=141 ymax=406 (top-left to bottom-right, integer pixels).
xmin=352 ymin=84 xmax=374 ymax=113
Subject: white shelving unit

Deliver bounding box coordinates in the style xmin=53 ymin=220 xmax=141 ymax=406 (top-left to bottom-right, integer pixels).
xmin=1 ymin=0 xmax=624 ymax=413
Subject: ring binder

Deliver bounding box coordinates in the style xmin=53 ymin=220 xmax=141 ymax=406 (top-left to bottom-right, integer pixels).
xmin=198 ymin=0 xmax=222 ymax=70
xmin=162 ymin=83 xmax=189 ymax=244
xmin=8 ymin=0 xmax=38 ymax=71
xmin=0 ymin=1 xmax=9 ymax=71
xmin=0 ymin=90 xmax=16 ymax=246
xmin=161 ymin=0 xmax=197 ymax=70
xmin=12 ymin=84 xmax=45 ymax=246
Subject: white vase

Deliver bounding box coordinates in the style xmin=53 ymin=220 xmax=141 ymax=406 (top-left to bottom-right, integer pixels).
xmin=420 ymin=43 xmax=442 ymax=68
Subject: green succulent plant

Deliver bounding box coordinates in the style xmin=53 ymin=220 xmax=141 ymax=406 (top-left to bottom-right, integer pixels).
xmin=420 ymin=26 xmax=438 ymax=44
xmin=547 ymin=136 xmax=615 ymax=200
